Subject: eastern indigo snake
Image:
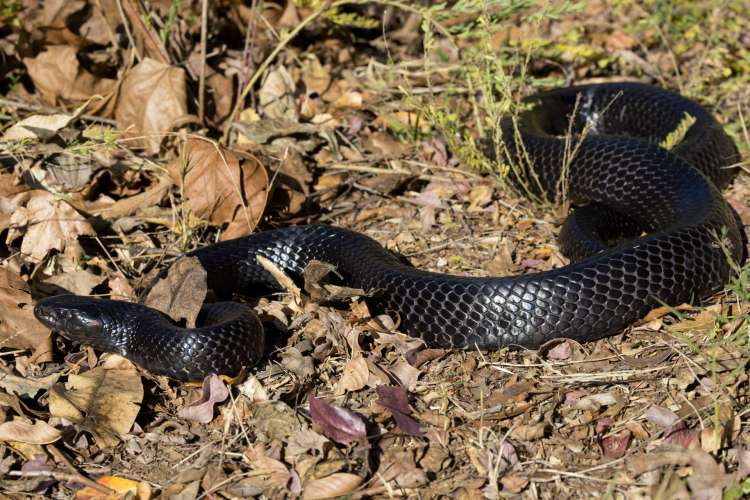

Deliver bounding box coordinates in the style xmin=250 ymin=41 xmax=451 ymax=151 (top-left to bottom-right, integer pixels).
xmin=34 ymin=83 xmax=744 ymax=380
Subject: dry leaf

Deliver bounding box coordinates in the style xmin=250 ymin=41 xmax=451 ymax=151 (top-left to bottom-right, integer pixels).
xmin=48 ymin=357 xmax=143 ymax=447
xmin=168 ymin=139 xmax=268 ymax=237
xmin=510 ymin=423 xmax=547 ymax=441
xmin=302 ymin=55 xmax=331 ymax=95
xmin=334 ymin=352 xmax=369 ymax=395
xmin=0 ymin=268 xmax=53 ymax=362
xmin=258 ymin=66 xmax=296 ymax=120
xmin=302 ymin=473 xmax=363 ymax=500
xmin=2 ymin=113 xmax=74 ymax=141
xmin=0 ymin=420 xmax=61 ymax=444
xmin=245 ymin=444 xmax=292 ymax=488
xmin=144 ymin=256 xmax=207 ymax=327
xmin=23 ymin=45 xmax=115 ymax=105
xmin=115 ymin=58 xmax=187 ymax=155
xmin=0 ymin=372 xmax=60 ymax=398
xmin=308 ymin=396 xmax=367 ymax=446
xmin=177 ymin=375 xmax=229 ymax=424
xmin=6 ymin=190 xmax=95 ymax=262
xmin=376 ymin=385 xmax=423 ymax=437
xmin=376 ymin=449 xmax=427 ymax=488
xmin=42 ymin=269 xmax=105 ymax=296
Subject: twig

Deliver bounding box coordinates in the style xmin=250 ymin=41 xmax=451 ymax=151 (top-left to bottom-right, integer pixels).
xmin=238 ymin=0 xmax=260 ymax=109
xmin=121 ymin=0 xmax=170 ymax=65
xmin=198 ymin=0 xmax=209 ymax=123
xmin=0 ymin=97 xmax=117 ymax=125
xmin=221 ymin=3 xmax=332 ymax=144
xmin=8 ymin=470 xmax=114 ymax=495
xmin=114 ymin=0 xmax=140 ymax=62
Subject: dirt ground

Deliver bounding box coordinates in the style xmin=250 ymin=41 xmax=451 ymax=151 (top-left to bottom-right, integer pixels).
xmin=0 ymin=1 xmax=749 ymax=498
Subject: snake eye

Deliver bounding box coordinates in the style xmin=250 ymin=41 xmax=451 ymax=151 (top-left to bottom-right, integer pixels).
xmin=64 ymin=314 xmax=103 ymax=337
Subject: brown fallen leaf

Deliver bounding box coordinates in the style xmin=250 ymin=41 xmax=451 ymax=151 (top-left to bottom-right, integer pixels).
xmin=6 ymin=190 xmax=96 ymax=262
xmin=23 ymin=45 xmax=115 ymax=106
xmin=41 ymin=269 xmax=105 ymax=296
xmin=115 ymin=58 xmax=187 ymax=155
xmin=308 ymin=396 xmax=367 ymax=446
xmin=510 ymin=423 xmax=547 ymax=441
xmin=0 ymin=372 xmax=60 ymax=398
xmin=302 ymin=473 xmax=363 ymax=500
xmin=0 ymin=420 xmax=61 ymax=445
xmin=376 ymin=449 xmax=428 ymax=488
xmin=177 ymin=374 xmax=229 ymax=424
xmin=302 ymin=55 xmax=332 ymax=96
xmin=244 ymin=443 xmax=292 ymax=489
xmin=143 ymin=256 xmax=207 ymax=327
xmin=2 ymin=113 xmax=75 ymax=142
xmin=48 ymin=355 xmax=143 ymax=447
xmin=168 ymin=138 xmax=268 ymax=239
xmin=334 ymin=352 xmax=369 ymax=395
xmin=0 ymin=268 xmax=53 ymax=362
xmin=89 ymin=175 xmax=173 ymax=220
xmin=258 ymin=65 xmax=296 ymax=120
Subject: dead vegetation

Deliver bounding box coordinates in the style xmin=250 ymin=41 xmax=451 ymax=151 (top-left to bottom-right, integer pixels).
xmin=0 ymin=0 xmax=749 ymax=498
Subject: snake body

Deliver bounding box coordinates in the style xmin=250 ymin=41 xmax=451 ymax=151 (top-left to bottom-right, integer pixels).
xmin=34 ymin=83 xmax=744 ymax=380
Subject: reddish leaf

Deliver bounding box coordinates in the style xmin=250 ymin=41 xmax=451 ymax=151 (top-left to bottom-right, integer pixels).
xmin=376 ymin=385 xmax=423 ymax=437
xmin=308 ymin=396 xmax=367 ymax=446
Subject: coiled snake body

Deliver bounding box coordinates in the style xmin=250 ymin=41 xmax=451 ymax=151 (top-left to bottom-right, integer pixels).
xmin=35 ymin=83 xmax=744 ymax=380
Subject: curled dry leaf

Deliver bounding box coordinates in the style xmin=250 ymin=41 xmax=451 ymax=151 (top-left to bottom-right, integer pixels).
xmin=177 ymin=374 xmax=229 ymax=424
xmin=510 ymin=423 xmax=547 ymax=441
xmin=0 ymin=420 xmax=61 ymax=445
xmin=238 ymin=375 xmax=269 ymax=402
xmin=0 ymin=372 xmax=60 ymax=398
xmin=259 ymin=66 xmax=296 ymax=120
xmin=0 ymin=268 xmax=52 ymax=361
xmin=6 ymin=190 xmax=95 ymax=262
xmin=308 ymin=396 xmax=367 ymax=446
xmin=334 ymin=352 xmax=369 ymax=395
xmin=143 ymin=256 xmax=207 ymax=327
xmin=115 ymin=58 xmax=187 ymax=155
xmin=302 ymin=473 xmax=363 ymax=500
xmin=48 ymin=356 xmax=143 ymax=448
xmin=23 ymin=45 xmax=115 ymax=106
xmin=168 ymin=138 xmax=268 ymax=239
xmin=2 ymin=113 xmax=74 ymax=142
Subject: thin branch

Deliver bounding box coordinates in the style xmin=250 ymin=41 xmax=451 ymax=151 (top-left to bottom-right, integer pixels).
xmin=198 ymin=0 xmax=209 ymax=123
xmin=121 ymin=0 xmax=170 ymax=65
xmin=114 ymin=0 xmax=140 ymax=62
xmin=8 ymin=470 xmax=114 ymax=495
xmin=0 ymin=97 xmax=117 ymax=125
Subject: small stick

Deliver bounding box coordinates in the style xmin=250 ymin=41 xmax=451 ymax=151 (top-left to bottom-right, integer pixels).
xmin=0 ymin=98 xmax=117 ymax=125
xmin=8 ymin=470 xmax=114 ymax=495
xmin=121 ymin=0 xmax=170 ymax=64
xmin=198 ymin=0 xmax=208 ymax=123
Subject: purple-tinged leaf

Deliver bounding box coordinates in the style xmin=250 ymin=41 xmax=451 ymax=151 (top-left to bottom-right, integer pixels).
xmin=376 ymin=385 xmax=423 ymax=437
xmin=309 ymin=396 xmax=367 ymax=446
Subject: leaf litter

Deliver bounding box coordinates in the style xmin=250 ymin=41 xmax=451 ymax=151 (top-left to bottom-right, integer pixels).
xmin=0 ymin=1 xmax=749 ymax=498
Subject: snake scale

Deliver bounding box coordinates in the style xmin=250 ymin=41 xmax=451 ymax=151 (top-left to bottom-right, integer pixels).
xmin=34 ymin=83 xmax=744 ymax=380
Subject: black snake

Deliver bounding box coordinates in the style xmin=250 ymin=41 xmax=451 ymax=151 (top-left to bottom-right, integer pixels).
xmin=34 ymin=83 xmax=744 ymax=380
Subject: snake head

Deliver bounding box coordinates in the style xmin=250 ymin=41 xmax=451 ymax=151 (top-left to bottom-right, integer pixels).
xmin=34 ymin=295 xmax=106 ymax=343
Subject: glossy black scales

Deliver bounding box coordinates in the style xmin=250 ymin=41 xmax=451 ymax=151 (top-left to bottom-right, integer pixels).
xmin=34 ymin=83 xmax=744 ymax=380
